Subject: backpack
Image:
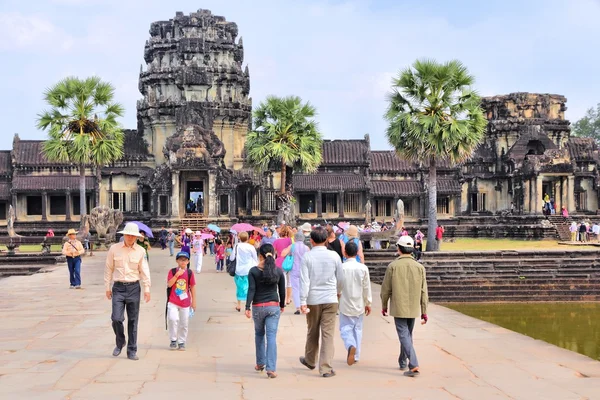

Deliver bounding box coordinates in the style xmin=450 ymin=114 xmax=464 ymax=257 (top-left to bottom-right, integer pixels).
xmin=282 ymin=243 xmax=295 ymax=272
xmin=165 ymin=267 xmax=192 ymax=330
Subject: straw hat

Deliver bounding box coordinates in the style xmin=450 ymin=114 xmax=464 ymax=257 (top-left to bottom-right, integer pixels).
xmin=118 ymin=222 xmax=143 ymax=237
xmin=346 ymin=225 xmax=359 ymax=239
xmin=67 ymin=228 xmax=78 ymax=236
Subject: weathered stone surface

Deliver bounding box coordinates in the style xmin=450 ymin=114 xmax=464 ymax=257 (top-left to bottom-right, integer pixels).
xmin=89 ymin=206 xmax=123 ymax=240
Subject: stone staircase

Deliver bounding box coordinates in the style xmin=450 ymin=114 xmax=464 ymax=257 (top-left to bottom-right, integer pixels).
xmin=365 ymin=249 xmax=600 ymax=302
xmin=547 ymin=215 xmax=574 ymax=241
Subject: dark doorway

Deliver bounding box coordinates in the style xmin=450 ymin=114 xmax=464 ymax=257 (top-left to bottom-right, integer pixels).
xmin=299 ymin=194 xmax=316 ymax=213
xmin=542 ymin=182 xmax=554 ymax=199
xmin=186 ymin=181 xmax=204 ymax=214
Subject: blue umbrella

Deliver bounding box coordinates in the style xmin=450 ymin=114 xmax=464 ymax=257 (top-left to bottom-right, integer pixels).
xmin=207 ymin=224 xmax=221 ymax=233
xmin=130 ymin=221 xmax=154 ymax=238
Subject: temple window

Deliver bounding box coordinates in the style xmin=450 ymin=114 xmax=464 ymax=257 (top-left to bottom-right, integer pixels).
xmin=159 ymin=195 xmax=168 ymax=215
xmin=437 ymin=197 xmax=450 ymax=214
xmin=471 ymin=192 xmax=487 ymax=212
xmin=50 ymin=196 xmax=67 ymax=215
xmin=73 ymin=195 xmax=92 ymax=215
xmin=142 ymin=192 xmax=150 ymax=212
xmin=404 ymin=200 xmax=413 ymax=217
xmin=252 ymin=191 xmax=261 ymax=212
xmin=299 ymin=194 xmax=316 ymax=213
xmin=578 ymin=192 xmax=588 ymax=211
xmin=112 ymin=192 xmax=128 ymax=212
xmin=220 ymin=195 xmax=229 ymax=215
xmin=344 ymin=193 xmax=361 ymax=213
xmin=0 ymin=202 xmax=7 ymax=219
xmin=130 ymin=192 xmax=139 ymax=213
xmin=27 ymin=196 xmax=43 ymax=215
xmin=526 ymin=140 xmax=545 ymax=155
xmin=375 ymin=199 xmax=392 ymax=217
xmin=321 ymin=193 xmax=338 ymax=214
xmin=263 ymin=191 xmax=277 ymax=211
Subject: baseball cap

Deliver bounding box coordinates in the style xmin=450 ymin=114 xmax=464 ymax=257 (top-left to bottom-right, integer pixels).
xmin=396 ymin=236 xmax=414 ymax=247
xmin=176 ymin=251 xmax=190 ymax=260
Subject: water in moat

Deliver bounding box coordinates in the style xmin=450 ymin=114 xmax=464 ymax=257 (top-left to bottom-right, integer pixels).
xmin=445 ymin=302 xmax=600 ymax=361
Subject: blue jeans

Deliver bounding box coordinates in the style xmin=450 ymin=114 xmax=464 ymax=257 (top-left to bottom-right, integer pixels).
xmin=168 ymin=241 xmax=174 ymax=256
xmin=209 ymin=242 xmax=215 ymax=255
xmin=252 ymin=305 xmax=281 ymax=372
xmin=67 ymin=256 xmax=81 ymax=287
xmin=394 ymin=318 xmax=418 ymax=369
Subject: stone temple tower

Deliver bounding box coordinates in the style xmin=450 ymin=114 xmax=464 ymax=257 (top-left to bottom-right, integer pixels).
xmin=137 ymin=9 xmax=252 ymax=169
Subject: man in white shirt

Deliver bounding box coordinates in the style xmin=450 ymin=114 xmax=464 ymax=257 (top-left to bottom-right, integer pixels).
xmin=299 ymin=226 xmax=344 ymax=378
xmin=338 ymin=241 xmax=372 ymax=366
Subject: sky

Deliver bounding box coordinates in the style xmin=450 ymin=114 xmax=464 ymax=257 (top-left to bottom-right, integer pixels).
xmin=1 ymin=0 xmax=599 ymax=151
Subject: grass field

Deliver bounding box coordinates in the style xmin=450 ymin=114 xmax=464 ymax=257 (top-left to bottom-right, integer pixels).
xmin=0 ymin=244 xmax=63 ymax=252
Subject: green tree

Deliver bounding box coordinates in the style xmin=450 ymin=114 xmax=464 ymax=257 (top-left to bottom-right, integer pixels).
xmin=246 ymin=95 xmax=323 ymax=222
xmin=385 ymin=59 xmax=487 ymax=251
xmin=572 ymin=103 xmax=600 ymax=142
xmin=37 ymin=76 xmax=125 ymax=222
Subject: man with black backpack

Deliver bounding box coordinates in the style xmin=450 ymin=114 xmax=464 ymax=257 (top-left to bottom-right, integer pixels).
xmin=166 ymin=251 xmax=196 ymax=351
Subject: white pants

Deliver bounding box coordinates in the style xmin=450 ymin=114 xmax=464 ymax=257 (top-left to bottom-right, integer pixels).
xmin=194 ymin=253 xmax=203 ymax=273
xmin=167 ymin=302 xmax=190 ymax=344
xmin=339 ymin=313 xmax=364 ymax=361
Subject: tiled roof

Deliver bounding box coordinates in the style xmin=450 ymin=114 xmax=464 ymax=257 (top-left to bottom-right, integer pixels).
xmin=567 ymin=137 xmax=598 ymax=162
xmin=437 ymin=179 xmax=462 ymax=194
xmin=12 ymin=175 xmax=95 ymax=192
xmin=0 ymin=182 xmax=10 ymax=198
xmin=322 ymin=140 xmax=369 ymax=165
xmin=293 ymin=174 xmax=367 ymax=191
xmin=371 ymin=180 xmax=422 ymax=196
xmin=13 ymin=141 xmax=71 ymax=166
xmin=0 ymin=151 xmax=11 ymax=174
xmin=370 ymin=151 xmax=417 ymax=173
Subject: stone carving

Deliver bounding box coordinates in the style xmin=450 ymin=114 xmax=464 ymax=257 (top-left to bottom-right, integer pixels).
xmin=365 ymin=200 xmax=372 ymax=224
xmin=89 ymin=206 xmax=124 ymax=242
xmin=164 ymin=124 xmax=225 ymax=168
xmin=7 ymin=205 xmax=19 ymax=237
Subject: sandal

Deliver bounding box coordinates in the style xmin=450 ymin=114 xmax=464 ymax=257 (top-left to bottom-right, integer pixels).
xmin=266 ymin=371 xmax=277 ymax=379
xmin=235 ymin=307 xmax=241 ymax=312
xmin=255 ymin=364 xmax=265 ymax=372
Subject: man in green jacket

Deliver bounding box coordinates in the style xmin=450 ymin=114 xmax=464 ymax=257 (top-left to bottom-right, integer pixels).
xmin=380 ymin=235 xmax=428 ymax=377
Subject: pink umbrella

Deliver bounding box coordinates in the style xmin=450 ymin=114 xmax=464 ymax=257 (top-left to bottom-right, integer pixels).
xmin=201 ymin=233 xmax=214 ymax=240
xmin=338 ymin=222 xmax=350 ymax=230
xmin=230 ymin=223 xmax=255 ymax=232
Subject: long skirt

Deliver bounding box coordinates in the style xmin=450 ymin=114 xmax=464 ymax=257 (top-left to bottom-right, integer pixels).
xmin=234 ymin=274 xmax=249 ymax=301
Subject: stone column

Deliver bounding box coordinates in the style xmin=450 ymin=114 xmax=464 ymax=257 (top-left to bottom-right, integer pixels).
xmin=316 ymin=191 xmax=323 ymax=218
xmin=41 ymin=191 xmax=48 ymax=221
xmin=208 ymin=172 xmax=218 ymax=218
xmin=567 ymin=175 xmax=575 ymax=212
xmin=229 ymin=190 xmax=236 ymax=218
xmin=523 ymin=180 xmax=530 ymax=214
xmin=561 ymin=177 xmax=567 ymax=213
xmin=138 ymin=186 xmax=143 ymax=214
xmin=535 ymin=175 xmax=543 ymax=214
xmin=171 ymin=171 xmax=180 ymax=218
xmin=338 ymin=191 xmax=345 ymax=218
xmin=65 ymin=191 xmax=72 ymax=221
xmin=260 ymin=187 xmax=266 ymax=213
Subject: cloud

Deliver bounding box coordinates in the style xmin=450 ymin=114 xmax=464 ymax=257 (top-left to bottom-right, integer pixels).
xmin=0 ymin=12 xmax=74 ymax=51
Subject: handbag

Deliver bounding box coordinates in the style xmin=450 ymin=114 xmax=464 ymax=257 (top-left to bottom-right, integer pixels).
xmin=282 ymin=243 xmax=295 ymax=272
xmin=226 ymin=245 xmax=238 ymax=277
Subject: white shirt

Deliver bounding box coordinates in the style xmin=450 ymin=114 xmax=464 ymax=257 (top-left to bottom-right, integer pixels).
xmin=339 ymin=259 xmax=372 ymax=316
xmin=300 ymin=246 xmax=344 ymax=306
xmin=593 ymin=225 xmax=600 ymax=235
xmin=230 ymin=242 xmax=257 ymax=276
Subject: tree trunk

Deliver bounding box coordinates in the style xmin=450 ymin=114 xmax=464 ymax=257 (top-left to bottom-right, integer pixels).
xmin=280 ymin=160 xmax=286 ymax=194
xmin=426 ymin=157 xmax=439 ymax=251
xmin=79 ymin=164 xmax=87 ymax=220
xmin=95 ymin=165 xmax=101 ymax=208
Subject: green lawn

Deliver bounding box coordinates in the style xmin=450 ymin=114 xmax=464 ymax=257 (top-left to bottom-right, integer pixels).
xmin=0 ymin=244 xmax=63 ymax=252
xmin=429 ymin=238 xmax=589 ymax=251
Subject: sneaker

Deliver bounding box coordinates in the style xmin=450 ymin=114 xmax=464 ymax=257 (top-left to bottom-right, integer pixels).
xmin=322 ymin=370 xmax=336 ymax=378
xmin=169 ymin=341 xmax=177 ymax=350
xmin=69 ymin=286 xmax=75 ymax=289
xmin=294 ymin=310 xmax=301 ymax=315
xmin=75 ymin=286 xmax=82 ymax=289
xmin=178 ymin=343 xmax=186 ymax=351
xmin=404 ymin=368 xmax=420 ymax=377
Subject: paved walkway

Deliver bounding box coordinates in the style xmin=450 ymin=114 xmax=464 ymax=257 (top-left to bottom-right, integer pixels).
xmin=0 ymin=249 xmax=599 ymax=400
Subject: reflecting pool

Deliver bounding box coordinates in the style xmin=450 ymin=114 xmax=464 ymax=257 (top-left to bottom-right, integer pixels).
xmin=445 ymin=302 xmax=600 ymax=361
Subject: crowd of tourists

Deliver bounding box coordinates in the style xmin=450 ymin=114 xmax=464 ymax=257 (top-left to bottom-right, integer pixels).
xmin=569 ymin=221 xmax=600 ymax=242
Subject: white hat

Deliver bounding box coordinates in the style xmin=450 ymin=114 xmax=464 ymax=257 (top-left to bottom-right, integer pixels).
xmin=185 ymin=228 xmax=193 ymax=234
xmin=195 ymin=231 xmax=202 ymax=236
xmin=118 ymin=222 xmax=143 ymax=237
xmin=396 ymin=236 xmax=414 ymax=247
xmin=300 ymin=222 xmax=312 ymax=232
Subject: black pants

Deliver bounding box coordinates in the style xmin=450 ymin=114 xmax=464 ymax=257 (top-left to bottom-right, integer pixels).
xmin=111 ymin=282 xmax=141 ymax=355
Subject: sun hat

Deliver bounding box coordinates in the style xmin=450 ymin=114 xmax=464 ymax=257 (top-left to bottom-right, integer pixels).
xmin=346 ymin=225 xmax=359 ymax=239
xmin=396 ymin=236 xmax=414 ymax=247
xmin=66 ymin=228 xmax=78 ymax=236
xmin=195 ymin=230 xmax=202 ymax=236
xmin=176 ymin=251 xmax=190 ymax=260
xmin=185 ymin=228 xmax=193 ymax=234
xmin=300 ymin=222 xmax=312 ymax=232
xmin=117 ymin=222 xmax=143 ymax=237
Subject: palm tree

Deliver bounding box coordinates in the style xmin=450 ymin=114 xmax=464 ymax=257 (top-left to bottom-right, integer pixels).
xmin=37 ymin=76 xmax=124 ymax=222
xmin=385 ymin=59 xmax=487 ymax=251
xmin=246 ymin=95 xmax=323 ymax=222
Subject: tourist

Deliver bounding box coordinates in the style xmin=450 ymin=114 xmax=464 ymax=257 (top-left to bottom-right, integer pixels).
xmin=570 ymin=222 xmax=578 ymax=242
xmin=326 ymin=223 xmax=343 ymax=260
xmin=192 ymin=231 xmax=204 ymax=273
xmin=273 ymin=226 xmax=292 ymax=305
xmin=181 ymin=228 xmax=193 ymax=254
xmin=137 ymin=231 xmax=151 ymax=261
xmin=104 ymin=222 xmax=151 ymax=361
xmin=578 ymin=222 xmax=587 ymax=242
xmin=299 ymin=226 xmax=344 ymax=378
xmin=381 ymin=236 xmax=428 ymax=377
xmin=593 ymin=223 xmax=600 ymax=242
xmin=414 ymin=239 xmax=423 ymax=261
xmin=260 ymin=228 xmax=276 ymax=246
xmin=300 ymin=222 xmax=313 ymax=248
xmin=62 ymin=228 xmax=85 ymax=289
xmin=340 ymin=225 xmax=364 ymax=263
xmin=338 ymin=241 xmax=372 ymax=366
xmin=230 ymin=232 xmax=257 ymax=312
xmin=208 ymin=234 xmax=215 ymax=255
xmin=214 ymin=239 xmax=225 ymax=272
xmin=225 ymin=240 xmax=233 ymax=270
xmin=282 ymin=232 xmax=310 ymax=314
xmin=435 ymin=225 xmax=445 ymax=248
xmin=562 ymin=206 xmax=569 ymax=218
xmin=415 ymin=230 xmax=424 ymax=242
xmin=159 ymin=227 xmax=167 ymax=250
xmin=245 ymin=244 xmax=285 ymax=379
xmin=167 ymin=251 xmax=196 ymax=351
xmin=46 ymin=229 xmax=54 ymax=237
xmin=167 ymin=229 xmax=176 ymax=256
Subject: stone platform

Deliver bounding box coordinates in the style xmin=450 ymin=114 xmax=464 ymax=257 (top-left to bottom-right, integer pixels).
xmin=0 ymin=250 xmax=598 ymax=399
